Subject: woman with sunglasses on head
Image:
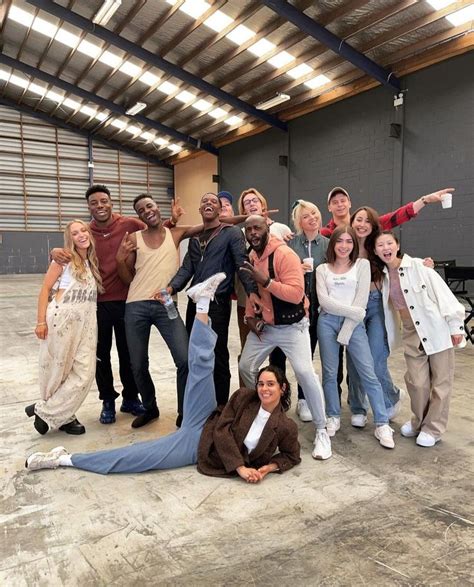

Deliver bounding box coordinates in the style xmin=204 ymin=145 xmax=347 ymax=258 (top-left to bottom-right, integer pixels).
xmin=373 ymin=231 xmax=465 ymax=447
xmin=316 ymin=226 xmax=394 ymax=449
xmin=26 ymin=274 xmax=301 ymax=481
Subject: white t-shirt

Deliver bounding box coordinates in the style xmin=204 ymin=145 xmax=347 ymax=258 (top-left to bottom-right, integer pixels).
xmin=325 ymin=262 xmax=358 ymax=306
xmin=244 ymin=406 xmax=272 ymax=453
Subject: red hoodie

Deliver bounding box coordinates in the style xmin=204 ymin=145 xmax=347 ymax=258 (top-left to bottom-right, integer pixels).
xmin=245 ymin=236 xmax=308 ymax=325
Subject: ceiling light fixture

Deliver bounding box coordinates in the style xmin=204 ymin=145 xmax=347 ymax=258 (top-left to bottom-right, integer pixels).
xmin=256 ymin=93 xmax=290 ymax=110
xmin=304 ymin=74 xmax=331 ymax=89
xmin=125 ymin=102 xmax=147 ymax=115
xmin=93 ymin=0 xmax=122 ymax=26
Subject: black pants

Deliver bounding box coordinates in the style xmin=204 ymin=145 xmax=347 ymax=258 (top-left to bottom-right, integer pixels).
xmin=96 ymin=301 xmax=139 ymax=402
xmin=185 ymin=296 xmax=231 ymax=406
xmin=269 ymin=314 xmax=344 ymax=402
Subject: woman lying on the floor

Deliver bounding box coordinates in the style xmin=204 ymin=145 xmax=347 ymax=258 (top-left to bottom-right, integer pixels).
xmin=26 ymin=273 xmax=301 ymax=483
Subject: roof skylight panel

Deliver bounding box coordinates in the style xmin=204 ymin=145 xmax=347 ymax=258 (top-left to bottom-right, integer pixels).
xmin=226 ymin=24 xmax=255 ymax=45
xmin=204 ymin=10 xmax=233 ymax=32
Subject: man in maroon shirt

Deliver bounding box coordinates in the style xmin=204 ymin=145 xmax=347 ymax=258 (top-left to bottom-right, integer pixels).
xmin=321 ymin=186 xmax=454 ymax=237
xmin=52 ymin=184 xmax=180 ymax=425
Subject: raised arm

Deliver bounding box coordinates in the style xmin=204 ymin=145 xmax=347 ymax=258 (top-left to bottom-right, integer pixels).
xmin=115 ymin=232 xmax=137 ymax=285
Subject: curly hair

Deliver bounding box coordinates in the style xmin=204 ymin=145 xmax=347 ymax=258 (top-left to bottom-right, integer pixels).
xmin=256 ymin=365 xmax=292 ymax=412
xmin=64 ymin=220 xmax=104 ymax=293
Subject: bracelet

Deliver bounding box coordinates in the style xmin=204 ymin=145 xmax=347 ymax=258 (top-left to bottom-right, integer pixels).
xmin=263 ymin=278 xmax=272 ymax=288
xmin=36 ymin=322 xmax=46 ymax=326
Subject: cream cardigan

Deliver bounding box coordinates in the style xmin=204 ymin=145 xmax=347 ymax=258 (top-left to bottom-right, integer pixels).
xmin=316 ymin=258 xmax=370 ymax=345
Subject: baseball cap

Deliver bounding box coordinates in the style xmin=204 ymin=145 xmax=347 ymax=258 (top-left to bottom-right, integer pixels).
xmin=218 ymin=191 xmax=233 ymax=204
xmin=327 ymin=187 xmax=350 ymax=204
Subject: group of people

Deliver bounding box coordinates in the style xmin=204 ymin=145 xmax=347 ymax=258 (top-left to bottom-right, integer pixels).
xmin=25 ymin=183 xmax=466 ymax=482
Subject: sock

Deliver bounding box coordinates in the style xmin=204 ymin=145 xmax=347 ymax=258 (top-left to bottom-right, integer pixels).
xmin=58 ymin=455 xmax=73 ymax=467
xmin=196 ymin=296 xmax=210 ymax=314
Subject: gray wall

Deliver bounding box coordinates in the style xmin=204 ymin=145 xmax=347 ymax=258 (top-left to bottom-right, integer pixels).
xmin=219 ymin=52 xmax=474 ymax=265
xmin=0 ymin=231 xmax=64 ymax=274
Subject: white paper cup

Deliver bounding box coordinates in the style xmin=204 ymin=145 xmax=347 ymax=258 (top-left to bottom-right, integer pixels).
xmin=303 ymin=257 xmax=314 ymax=272
xmin=441 ymin=193 xmax=452 ymax=209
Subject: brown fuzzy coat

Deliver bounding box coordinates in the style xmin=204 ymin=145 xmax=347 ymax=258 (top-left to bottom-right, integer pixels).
xmin=197 ymin=388 xmax=301 ymax=477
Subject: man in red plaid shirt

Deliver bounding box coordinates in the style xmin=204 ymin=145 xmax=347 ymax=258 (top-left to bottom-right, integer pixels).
xmin=321 ymin=186 xmax=454 ymax=237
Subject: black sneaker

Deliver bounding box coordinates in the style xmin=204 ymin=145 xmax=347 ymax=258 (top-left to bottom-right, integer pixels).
xmin=59 ymin=419 xmax=86 ymax=435
xmin=99 ymin=400 xmax=116 ymax=424
xmin=120 ymin=399 xmax=146 ymax=416
xmin=131 ymin=407 xmax=160 ymax=429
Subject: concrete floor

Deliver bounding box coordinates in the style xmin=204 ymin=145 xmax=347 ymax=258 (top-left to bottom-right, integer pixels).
xmin=1 ymin=274 xmax=473 ymax=586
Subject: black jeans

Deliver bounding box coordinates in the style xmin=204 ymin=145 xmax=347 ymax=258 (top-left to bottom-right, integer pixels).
xmin=186 ymin=296 xmax=231 ymax=406
xmin=96 ymin=301 xmax=139 ymax=402
xmin=269 ymin=313 xmax=344 ymax=402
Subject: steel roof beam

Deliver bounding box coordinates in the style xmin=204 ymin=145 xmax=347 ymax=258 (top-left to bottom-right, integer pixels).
xmin=25 ymin=0 xmax=288 ymax=132
xmin=0 ymin=53 xmax=218 ymax=155
xmin=262 ymin=0 xmax=401 ymax=93
xmin=0 ymin=95 xmax=172 ymax=168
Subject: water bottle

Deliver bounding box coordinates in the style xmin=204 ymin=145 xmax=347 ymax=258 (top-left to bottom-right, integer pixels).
xmin=160 ymin=288 xmax=178 ymax=320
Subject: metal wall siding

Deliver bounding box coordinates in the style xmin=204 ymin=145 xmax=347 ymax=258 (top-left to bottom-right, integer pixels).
xmin=0 ymin=105 xmax=173 ymax=231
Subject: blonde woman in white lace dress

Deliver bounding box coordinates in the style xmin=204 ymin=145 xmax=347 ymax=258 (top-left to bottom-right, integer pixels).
xmin=25 ymin=220 xmax=103 ymax=435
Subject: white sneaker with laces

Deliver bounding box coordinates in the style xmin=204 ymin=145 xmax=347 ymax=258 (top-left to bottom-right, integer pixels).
xmin=312 ymin=429 xmax=332 ymax=460
xmin=26 ymin=446 xmax=69 ymax=470
xmin=186 ymin=273 xmax=226 ymax=303
xmin=374 ymin=424 xmax=395 ymax=449
xmin=416 ymin=431 xmax=440 ymax=447
xmin=351 ymin=414 xmax=367 ymax=428
xmin=296 ymin=399 xmax=312 ymax=422
xmin=326 ymin=416 xmax=340 ymax=437
xmin=400 ymin=420 xmax=418 ymax=437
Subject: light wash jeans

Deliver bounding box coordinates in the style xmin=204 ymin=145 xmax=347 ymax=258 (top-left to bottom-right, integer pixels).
xmin=317 ymin=312 xmax=388 ymax=425
xmin=239 ymin=318 xmax=326 ymax=429
xmin=71 ymin=319 xmax=218 ymax=474
xmin=347 ymin=290 xmax=401 ymax=415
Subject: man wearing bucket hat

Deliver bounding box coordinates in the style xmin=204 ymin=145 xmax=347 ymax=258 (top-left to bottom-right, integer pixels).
xmin=321 ymin=186 xmax=455 ymax=237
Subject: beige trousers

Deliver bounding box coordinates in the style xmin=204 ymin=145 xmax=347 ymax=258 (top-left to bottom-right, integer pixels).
xmin=402 ymin=319 xmax=454 ymax=438
xmin=35 ymin=269 xmax=98 ymax=429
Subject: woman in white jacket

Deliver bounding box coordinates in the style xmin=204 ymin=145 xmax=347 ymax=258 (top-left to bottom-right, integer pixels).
xmin=373 ymin=230 xmax=465 ymax=447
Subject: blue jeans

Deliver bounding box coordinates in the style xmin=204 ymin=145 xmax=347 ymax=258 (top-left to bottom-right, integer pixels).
xmin=317 ymin=312 xmax=388 ymax=425
xmin=124 ymin=301 xmax=189 ymax=415
xmin=347 ymin=290 xmax=401 ymax=415
xmin=239 ymin=318 xmax=326 ymax=429
xmin=72 ymin=318 xmax=217 ymax=474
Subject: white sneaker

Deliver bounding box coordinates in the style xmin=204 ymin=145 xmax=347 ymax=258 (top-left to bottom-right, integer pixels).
xmin=312 ymin=429 xmax=332 ymax=460
xmin=26 ymin=446 xmax=69 ymax=470
xmin=186 ymin=273 xmax=226 ymax=303
xmin=400 ymin=420 xmax=418 ymax=437
xmin=374 ymin=424 xmax=395 ymax=449
xmin=326 ymin=416 xmax=340 ymax=437
xmin=296 ymin=399 xmax=312 ymax=422
xmin=416 ymin=431 xmax=440 ymax=447
xmin=387 ymin=389 xmax=406 ymax=420
xmin=351 ymin=414 xmax=367 ymax=428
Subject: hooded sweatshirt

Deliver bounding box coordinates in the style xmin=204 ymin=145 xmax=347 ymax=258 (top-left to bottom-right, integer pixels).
xmin=245 ymin=236 xmax=308 ymax=325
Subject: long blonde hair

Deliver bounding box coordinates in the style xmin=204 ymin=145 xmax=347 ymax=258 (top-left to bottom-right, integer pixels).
xmin=64 ymin=220 xmax=104 ymax=293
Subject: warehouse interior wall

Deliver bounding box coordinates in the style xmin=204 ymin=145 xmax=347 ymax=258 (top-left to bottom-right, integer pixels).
xmin=0 ymin=106 xmax=174 ymax=274
xmin=219 ymin=52 xmax=474 ymax=265
xmin=174 ymin=152 xmax=218 ymax=225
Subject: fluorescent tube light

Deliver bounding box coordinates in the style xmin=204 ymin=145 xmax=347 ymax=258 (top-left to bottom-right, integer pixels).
xmin=125 ymin=102 xmax=147 ymax=115
xmin=256 ymin=93 xmax=290 ymax=110
xmin=93 ymin=0 xmax=122 ymax=26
